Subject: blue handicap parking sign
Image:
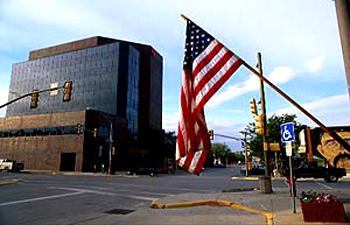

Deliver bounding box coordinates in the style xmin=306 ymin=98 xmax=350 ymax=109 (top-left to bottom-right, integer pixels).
xmin=280 ymin=122 xmax=295 ymax=142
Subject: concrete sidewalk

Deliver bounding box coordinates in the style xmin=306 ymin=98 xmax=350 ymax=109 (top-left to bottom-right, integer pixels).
xmin=144 ymin=189 xmax=349 ymax=225
xmin=68 ymin=188 xmax=350 ymax=225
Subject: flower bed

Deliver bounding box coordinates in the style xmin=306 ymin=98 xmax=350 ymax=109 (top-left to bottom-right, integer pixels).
xmin=300 ymin=191 xmax=347 ymax=223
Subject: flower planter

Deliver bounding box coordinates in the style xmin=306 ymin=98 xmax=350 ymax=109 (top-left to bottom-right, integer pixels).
xmin=301 ymin=200 xmax=347 ymax=223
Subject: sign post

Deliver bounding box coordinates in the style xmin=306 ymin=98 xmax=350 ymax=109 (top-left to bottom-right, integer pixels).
xmin=281 ymin=122 xmax=296 ymax=213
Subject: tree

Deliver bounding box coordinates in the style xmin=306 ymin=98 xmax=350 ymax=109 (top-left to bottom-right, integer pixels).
xmin=241 ymin=114 xmax=301 ymax=162
xmin=227 ymin=152 xmax=245 ymax=164
xmin=162 ymin=130 xmax=177 ymax=159
xmin=210 ymin=143 xmax=231 ymax=165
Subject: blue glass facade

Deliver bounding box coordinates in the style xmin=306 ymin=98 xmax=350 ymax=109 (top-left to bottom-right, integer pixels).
xmin=126 ymin=46 xmax=139 ymax=134
xmin=6 ymin=36 xmax=162 ymax=142
xmin=7 ymin=43 xmax=120 ymax=116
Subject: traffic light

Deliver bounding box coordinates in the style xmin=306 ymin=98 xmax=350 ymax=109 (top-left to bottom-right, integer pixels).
xmin=63 ymin=81 xmax=72 ymax=102
xmin=93 ymin=128 xmax=97 ymax=137
xmin=30 ymin=90 xmax=39 ymax=108
xmin=208 ymin=130 xmax=214 ymax=140
xmin=249 ymin=98 xmax=257 ymax=115
xmin=254 ymin=114 xmax=264 ymax=135
xmin=76 ymin=123 xmax=84 ymax=135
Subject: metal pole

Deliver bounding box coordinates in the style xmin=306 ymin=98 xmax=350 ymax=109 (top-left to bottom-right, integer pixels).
xmin=108 ymin=122 xmax=113 ymax=175
xmin=289 ymin=155 xmax=296 ymax=213
xmin=0 ymin=87 xmax=60 ymax=109
xmin=257 ymin=52 xmax=270 ymax=177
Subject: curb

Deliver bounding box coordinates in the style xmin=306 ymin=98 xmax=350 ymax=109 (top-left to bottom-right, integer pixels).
xmin=231 ymin=176 xmax=286 ymax=181
xmin=0 ymin=179 xmax=21 ymax=186
xmin=150 ymin=199 xmax=275 ymax=225
xmin=231 ymin=176 xmax=259 ymax=180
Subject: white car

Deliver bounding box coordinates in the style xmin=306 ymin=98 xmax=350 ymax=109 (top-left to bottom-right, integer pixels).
xmin=0 ymin=159 xmax=24 ymax=172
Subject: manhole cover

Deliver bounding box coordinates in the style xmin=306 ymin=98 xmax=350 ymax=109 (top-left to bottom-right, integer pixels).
xmin=105 ymin=209 xmax=134 ymax=215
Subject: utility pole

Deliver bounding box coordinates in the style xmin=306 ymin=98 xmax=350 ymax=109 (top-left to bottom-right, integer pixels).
xmin=257 ymin=52 xmax=269 ymax=176
xmin=257 ymin=52 xmax=272 ymax=193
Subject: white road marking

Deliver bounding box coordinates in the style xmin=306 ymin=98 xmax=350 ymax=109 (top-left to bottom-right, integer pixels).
xmin=52 ymin=187 xmax=158 ymax=201
xmin=111 ymin=183 xmax=212 ymax=192
xmin=70 ymin=185 xmax=172 ymax=196
xmin=316 ymin=182 xmax=333 ymax=190
xmin=0 ymin=191 xmax=84 ymax=207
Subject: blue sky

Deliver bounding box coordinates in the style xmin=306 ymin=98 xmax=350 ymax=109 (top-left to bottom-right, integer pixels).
xmin=1 ymin=0 xmax=349 ymax=150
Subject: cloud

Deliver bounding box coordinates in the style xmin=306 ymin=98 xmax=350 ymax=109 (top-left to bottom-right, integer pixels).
xmin=207 ymin=66 xmax=295 ymax=108
xmin=268 ymin=66 xmax=295 ymax=84
xmin=306 ymin=56 xmax=324 ymax=73
xmin=162 ymin=111 xmax=179 ymax=131
xmin=274 ymin=94 xmax=350 ymax=126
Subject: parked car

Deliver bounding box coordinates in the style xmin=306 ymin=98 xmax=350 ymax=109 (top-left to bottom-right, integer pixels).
xmin=0 ymin=159 xmax=24 ymax=172
xmin=296 ymin=167 xmax=346 ymax=183
xmin=126 ymin=168 xmax=158 ymax=176
xmin=240 ymin=162 xmax=265 ymax=176
xmin=282 ymin=162 xmax=346 ymax=183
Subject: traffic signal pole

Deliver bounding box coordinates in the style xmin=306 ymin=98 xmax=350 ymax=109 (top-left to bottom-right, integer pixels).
xmin=0 ymin=81 xmax=73 ymax=110
xmin=257 ymin=53 xmax=270 ymax=177
xmin=257 ymin=52 xmax=273 ymax=194
xmin=0 ymin=87 xmax=59 ymax=109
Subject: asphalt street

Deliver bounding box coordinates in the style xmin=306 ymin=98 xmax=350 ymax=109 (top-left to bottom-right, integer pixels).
xmin=0 ymin=167 xmax=349 ymax=225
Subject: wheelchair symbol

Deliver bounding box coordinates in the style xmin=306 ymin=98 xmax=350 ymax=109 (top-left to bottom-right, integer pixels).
xmin=282 ymin=126 xmax=292 ymax=141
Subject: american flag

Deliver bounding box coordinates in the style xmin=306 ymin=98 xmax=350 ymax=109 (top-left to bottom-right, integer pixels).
xmin=176 ymin=18 xmax=243 ymax=175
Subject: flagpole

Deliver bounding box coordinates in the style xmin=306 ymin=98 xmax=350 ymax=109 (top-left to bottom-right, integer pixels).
xmin=180 ymin=14 xmax=189 ymax=21
xmin=179 ymin=14 xmax=350 ymax=160
xmin=241 ymin=60 xmax=350 ymax=153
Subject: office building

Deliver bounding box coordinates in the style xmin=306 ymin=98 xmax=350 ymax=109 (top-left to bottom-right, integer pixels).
xmin=0 ymin=36 xmax=163 ymax=171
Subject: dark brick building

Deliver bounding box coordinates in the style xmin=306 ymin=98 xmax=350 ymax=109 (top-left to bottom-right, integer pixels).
xmin=0 ymin=36 xmax=163 ymax=172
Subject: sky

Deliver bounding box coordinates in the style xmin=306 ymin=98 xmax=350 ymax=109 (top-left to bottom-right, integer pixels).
xmin=1 ymin=0 xmax=349 ymax=150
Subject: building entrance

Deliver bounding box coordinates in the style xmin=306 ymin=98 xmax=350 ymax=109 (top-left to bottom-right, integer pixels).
xmin=60 ymin=153 xmax=76 ymax=171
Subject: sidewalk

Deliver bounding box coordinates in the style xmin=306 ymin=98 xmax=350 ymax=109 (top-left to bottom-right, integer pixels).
xmin=142 ymin=188 xmax=349 ymax=225
xmin=68 ymin=187 xmax=350 ymax=225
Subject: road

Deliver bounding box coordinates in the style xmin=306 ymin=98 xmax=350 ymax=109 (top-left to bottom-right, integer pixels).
xmin=0 ymin=167 xmax=349 ymax=225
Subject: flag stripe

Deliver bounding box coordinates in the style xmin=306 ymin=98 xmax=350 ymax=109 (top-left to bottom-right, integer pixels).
xmin=176 ymin=19 xmax=242 ymax=175
xmin=195 ymin=58 xmax=242 ymax=112
xmin=192 ymin=41 xmax=223 ymax=78
xmin=193 ymin=50 xmax=233 ymax=96
xmin=188 ymin=150 xmax=203 ymax=173
xmin=193 ymin=45 xmax=228 ymax=88
xmin=192 ymin=40 xmax=219 ymax=72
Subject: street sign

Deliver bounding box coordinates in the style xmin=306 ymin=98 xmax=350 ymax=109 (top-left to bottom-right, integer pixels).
xmin=280 ymin=122 xmax=295 ymax=142
xmin=263 ymin=142 xmax=280 ymax=151
xmin=286 ymin=141 xmax=293 ymax=156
